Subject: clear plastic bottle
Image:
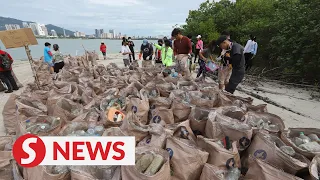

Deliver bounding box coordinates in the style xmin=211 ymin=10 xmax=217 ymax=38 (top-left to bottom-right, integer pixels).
xmin=38 ymin=123 xmax=51 ymax=133
xmin=308 ymin=134 xmax=319 ymax=142
xmin=299 ymin=132 xmax=311 ymax=144
xmin=280 ymin=146 xmax=296 ymax=156
xmin=94 ymin=126 xmax=105 ymax=136
xmin=225 ymin=168 xmax=241 ymax=180
xmin=180 ymin=127 xmax=189 ymax=139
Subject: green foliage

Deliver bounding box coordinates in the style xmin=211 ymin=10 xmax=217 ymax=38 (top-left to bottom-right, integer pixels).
xmin=183 ymin=0 xmax=320 ymax=83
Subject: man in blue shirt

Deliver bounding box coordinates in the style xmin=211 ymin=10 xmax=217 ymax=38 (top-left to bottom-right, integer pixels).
xmin=44 ymin=42 xmax=54 ymax=73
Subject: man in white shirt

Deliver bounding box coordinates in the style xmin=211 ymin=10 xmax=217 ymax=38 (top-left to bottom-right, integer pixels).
xmin=121 ymin=42 xmax=132 ymax=67
xmin=244 ymin=35 xmax=258 ymax=71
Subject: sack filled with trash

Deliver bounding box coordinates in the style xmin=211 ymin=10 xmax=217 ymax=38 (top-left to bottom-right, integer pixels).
xmin=189 ymin=107 xmax=211 ymax=136
xmin=137 ymin=123 xmax=167 ymax=149
xmin=23 ymin=165 xmax=70 ymax=180
xmin=244 ymin=156 xmax=303 ymax=180
xmin=169 ymin=90 xmax=192 ymax=122
xmin=122 ymin=147 xmax=170 ymax=180
xmin=59 ymin=121 xmax=105 ymax=136
xmin=199 ymin=163 xmax=229 ymax=180
xmin=245 ymin=111 xmax=285 ymax=134
xmin=281 ymin=128 xmax=320 ymax=159
xmin=126 ymin=94 xmax=150 ymax=125
xmin=100 ymin=96 xmax=126 ymax=128
xmin=0 ymin=136 xmax=14 ymax=179
xmin=243 ymin=132 xmax=310 ymax=175
xmin=309 ymin=155 xmax=320 ymax=180
xmin=2 ymin=94 xmax=18 ymax=135
xmin=172 ymin=120 xmax=197 ymax=144
xmin=149 ymin=97 xmax=172 ymax=109
xmin=16 ymin=96 xmax=47 ymax=118
xmin=188 ymin=91 xmax=219 ymax=108
xmin=19 ymin=116 xmax=62 ymax=136
xmin=53 ymin=98 xmax=84 ymax=122
xmin=149 ymin=106 xmax=174 ymax=125
xmin=166 ymin=136 xmax=209 ymax=180
xmin=70 ymin=165 xmax=120 ymax=180
xmin=157 ymin=82 xmax=177 ymax=97
xmin=120 ymin=114 xmax=150 ymax=143
xmin=177 ymin=81 xmax=199 ymax=91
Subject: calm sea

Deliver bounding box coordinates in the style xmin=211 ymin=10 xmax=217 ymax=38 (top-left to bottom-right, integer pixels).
xmin=0 ymin=39 xmax=157 ymax=60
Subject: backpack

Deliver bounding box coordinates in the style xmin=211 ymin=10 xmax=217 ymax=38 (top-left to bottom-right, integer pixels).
xmin=0 ymin=53 xmax=12 ymax=70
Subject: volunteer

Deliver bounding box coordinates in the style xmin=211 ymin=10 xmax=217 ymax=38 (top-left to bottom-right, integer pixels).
xmin=0 ymin=47 xmax=19 ymax=93
xmin=139 ymin=39 xmax=154 ymax=67
xmin=100 ymin=42 xmax=107 ymax=60
xmin=216 ymin=35 xmax=245 ymax=94
xmin=197 ymin=40 xmax=217 ymax=81
xmin=244 ymin=36 xmax=258 ymax=71
xmin=153 ymin=39 xmax=173 ymax=67
xmin=44 ymin=42 xmax=54 ymax=73
xmin=121 ymin=41 xmax=132 ymax=67
xmin=128 ymin=37 xmax=135 ymax=63
xmin=194 ymin=35 xmax=203 ymax=63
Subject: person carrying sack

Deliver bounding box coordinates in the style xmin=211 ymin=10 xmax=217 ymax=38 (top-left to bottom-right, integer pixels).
xmin=139 ymin=39 xmax=154 ymax=68
xmin=0 ymin=48 xmax=19 ymax=93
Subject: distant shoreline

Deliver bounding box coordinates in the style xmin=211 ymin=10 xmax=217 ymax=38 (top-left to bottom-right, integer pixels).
xmin=35 ymin=37 xmax=160 ymax=40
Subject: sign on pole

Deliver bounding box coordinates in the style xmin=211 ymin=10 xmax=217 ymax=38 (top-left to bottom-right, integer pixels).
xmin=0 ymin=28 xmax=38 ymax=49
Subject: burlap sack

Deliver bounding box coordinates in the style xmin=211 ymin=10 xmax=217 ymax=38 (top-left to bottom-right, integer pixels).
xmin=47 ymin=93 xmax=73 ymax=116
xmin=245 ymin=111 xmax=285 ymax=134
xmin=12 ymin=161 xmax=25 ymax=180
xmin=59 ymin=121 xmax=91 ymax=136
xmin=216 ymin=106 xmax=246 ymax=122
xmin=247 ymin=104 xmax=268 ymax=113
xmin=171 ymin=99 xmax=192 ymax=123
xmin=27 ymin=90 xmax=50 ymax=104
xmin=53 ymin=98 xmax=84 ymax=122
xmin=244 ymin=156 xmax=303 ymax=180
xmin=70 ymin=165 xmax=120 ymax=180
xmin=19 ymin=116 xmax=62 ymax=136
xmin=224 ymin=92 xmax=253 ymax=105
xmin=177 ymin=81 xmax=198 ymax=91
xmin=243 ymin=132 xmax=310 ymax=175
xmin=217 ymin=91 xmax=232 ymax=107
xmin=126 ymin=96 xmax=149 ymax=125
xmin=100 ymin=96 xmax=126 ymax=128
xmin=140 ymin=88 xmax=160 ymax=102
xmin=120 ymin=81 xmax=144 ymax=98
xmin=281 ymin=128 xmax=320 ymax=159
xmin=205 ymin=111 xmax=223 ymax=140
xmin=309 ymin=155 xmax=320 ymax=180
xmin=2 ymin=94 xmax=18 ymax=135
xmin=16 ymin=97 xmax=47 ymax=118
xmin=102 ymin=127 xmax=127 ymax=136
xmin=120 ymin=115 xmax=150 ymax=143
xmin=166 ymin=137 xmax=209 ymax=180
xmin=121 ymin=147 xmax=170 ymax=180
xmin=188 ymin=91 xmax=218 ymax=108
xmin=149 ymin=106 xmax=174 ymax=125
xmin=137 ymin=123 xmax=167 ymax=149
xmin=173 ymin=120 xmax=197 ymax=144
xmin=200 ymin=163 xmax=228 ymax=180
xmin=197 ymin=136 xmax=241 ymax=168
xmin=149 ymin=97 xmax=172 ymax=109
xmin=0 ymin=136 xmax=14 ymax=180
xmin=140 ymin=72 xmax=155 ymax=86
xmin=189 ymin=107 xmax=211 ymax=136
xmin=23 ymin=165 xmax=70 ymax=180
xmin=157 ymin=82 xmax=176 ymax=97
xmin=73 ymin=108 xmax=100 ymax=122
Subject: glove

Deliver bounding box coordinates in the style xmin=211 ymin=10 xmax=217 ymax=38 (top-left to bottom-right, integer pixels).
xmin=188 ymin=53 xmax=192 ymax=59
xmin=139 ymin=53 xmax=142 ymax=60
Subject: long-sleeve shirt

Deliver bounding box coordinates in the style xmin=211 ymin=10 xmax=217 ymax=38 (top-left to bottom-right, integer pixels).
xmin=173 ymin=36 xmax=192 ymax=55
xmin=196 ymin=40 xmax=203 ymax=50
xmin=154 ymin=44 xmax=173 ymax=67
xmin=244 ymin=40 xmax=258 ymax=55
xmin=0 ymin=50 xmax=13 ymax=71
xmin=100 ymin=44 xmax=107 ymax=53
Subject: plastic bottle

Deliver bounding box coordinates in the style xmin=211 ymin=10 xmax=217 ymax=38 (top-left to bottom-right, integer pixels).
xmin=180 ymin=127 xmax=189 ymax=139
xmin=38 ymin=123 xmax=51 ymax=132
xmin=308 ymin=134 xmax=319 ymax=142
xmin=225 ymin=168 xmax=241 ymax=180
xmin=299 ymin=132 xmax=311 ymax=144
xmin=280 ymin=146 xmax=296 ymax=156
xmin=116 ymin=114 xmax=122 ymax=122
xmin=94 ymin=126 xmax=105 ymax=136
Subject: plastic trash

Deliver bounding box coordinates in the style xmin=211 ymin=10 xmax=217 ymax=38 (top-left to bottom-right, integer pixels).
xmin=280 ymin=146 xmax=296 ymax=156
xmin=135 ymin=154 xmax=154 ymax=173
xmin=293 ymin=137 xmax=304 ymax=146
xmin=299 ymin=142 xmax=320 ymax=152
xmin=144 ymin=154 xmax=164 ymax=176
xmin=300 ymin=132 xmax=311 ymax=144
xmin=225 ymin=168 xmax=241 ymax=180
xmin=308 ymin=134 xmax=320 ymax=142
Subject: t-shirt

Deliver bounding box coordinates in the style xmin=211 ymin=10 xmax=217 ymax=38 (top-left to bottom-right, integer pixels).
xmin=52 ymin=51 xmax=64 ymax=64
xmin=230 ymin=42 xmax=245 ymax=70
xmin=121 ymin=45 xmax=131 ymax=59
xmin=140 ymin=43 xmax=153 ymax=57
xmin=44 ymin=47 xmax=52 ymax=62
xmin=173 ymin=36 xmax=192 ymax=55
xmin=128 ymin=41 xmax=135 ymax=51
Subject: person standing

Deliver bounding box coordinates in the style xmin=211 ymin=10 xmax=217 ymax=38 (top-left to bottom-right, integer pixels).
xmin=244 ymin=36 xmax=258 ymax=71
xmin=0 ymin=48 xmax=19 ymax=93
xmin=121 ymin=41 xmax=132 ymax=67
xmin=153 ymin=39 xmax=173 ymax=67
xmin=100 ymin=42 xmax=107 ymax=60
xmin=154 ymin=39 xmax=163 ymax=66
xmin=216 ymin=35 xmax=245 ymax=94
xmin=197 ymin=40 xmax=217 ymax=81
xmin=128 ymin=37 xmax=135 ymax=63
xmin=171 ymin=28 xmax=192 ymax=77
xmin=139 ymin=39 xmax=154 ymax=67
xmin=44 ymin=42 xmax=54 ymax=73
xmin=52 ymin=44 xmax=65 ymax=74
xmin=194 ymin=35 xmax=203 ymax=63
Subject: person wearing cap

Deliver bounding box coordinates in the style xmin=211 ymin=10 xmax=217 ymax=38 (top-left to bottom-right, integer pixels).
xmin=0 ymin=47 xmax=19 ymax=93
xmin=171 ymin=28 xmax=192 ymax=77
xmin=139 ymin=39 xmax=154 ymax=67
xmin=44 ymin=42 xmax=54 ymax=73
xmin=216 ymin=35 xmax=245 ymax=94
xmin=52 ymin=44 xmax=64 ymax=75
xmin=194 ymin=35 xmax=203 ymax=63
xmin=100 ymin=42 xmax=107 ymax=60
xmin=128 ymin=37 xmax=135 ymax=62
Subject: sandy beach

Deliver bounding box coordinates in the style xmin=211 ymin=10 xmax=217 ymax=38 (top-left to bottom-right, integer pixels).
xmin=0 ymin=53 xmax=319 ymax=135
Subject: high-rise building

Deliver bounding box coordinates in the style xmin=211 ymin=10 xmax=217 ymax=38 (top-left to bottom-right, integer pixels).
xmin=95 ymin=29 xmax=99 ymax=38
xmin=74 ymin=31 xmax=86 ymax=37
xmin=22 ymin=22 xmax=29 ymax=28
xmin=29 ymin=23 xmax=39 ymax=35
xmin=51 ymin=30 xmax=58 ymax=37
xmin=109 ymin=29 xmax=115 ymax=39
xmin=5 ymin=24 xmax=13 ymax=30
xmin=99 ymin=29 xmax=104 ymax=37
xmin=37 ymin=24 xmax=48 ymax=36
xmin=63 ymin=28 xmax=66 ymax=37
xmin=5 ymin=24 xmax=20 ymax=30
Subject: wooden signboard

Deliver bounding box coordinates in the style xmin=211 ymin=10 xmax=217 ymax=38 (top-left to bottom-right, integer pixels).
xmin=0 ymin=28 xmax=38 ymax=49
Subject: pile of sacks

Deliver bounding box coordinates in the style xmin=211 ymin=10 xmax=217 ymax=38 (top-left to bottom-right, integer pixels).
xmin=2 ymin=56 xmax=320 ymax=180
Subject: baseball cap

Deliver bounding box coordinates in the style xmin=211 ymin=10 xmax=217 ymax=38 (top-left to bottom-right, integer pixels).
xmin=197 ymin=35 xmax=201 ymax=39
xmin=216 ymin=35 xmax=228 ymax=47
xmin=143 ymin=39 xmax=148 ymax=46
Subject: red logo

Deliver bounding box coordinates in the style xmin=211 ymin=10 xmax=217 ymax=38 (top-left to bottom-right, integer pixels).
xmin=13 ymin=134 xmax=46 ymax=168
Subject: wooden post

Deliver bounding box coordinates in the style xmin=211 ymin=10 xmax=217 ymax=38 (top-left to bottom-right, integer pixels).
xmin=24 ymin=44 xmax=40 ymax=89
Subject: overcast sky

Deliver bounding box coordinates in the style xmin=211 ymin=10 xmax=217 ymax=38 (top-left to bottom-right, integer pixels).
xmin=2 ymin=0 xmax=206 ymax=36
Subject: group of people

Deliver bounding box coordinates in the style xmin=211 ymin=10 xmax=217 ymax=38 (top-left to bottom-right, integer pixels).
xmin=43 ymin=42 xmax=65 ymax=79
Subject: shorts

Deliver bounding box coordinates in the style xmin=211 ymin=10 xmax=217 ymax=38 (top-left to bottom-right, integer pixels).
xmin=123 ymin=59 xmax=130 ymax=67
xmin=102 ymin=52 xmax=106 ymax=56
xmin=218 ymin=66 xmax=232 ymax=85
xmin=54 ymin=61 xmax=65 ymax=73
xmin=45 ymin=61 xmax=54 ymax=67
xmin=175 ymin=54 xmax=190 ymax=76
